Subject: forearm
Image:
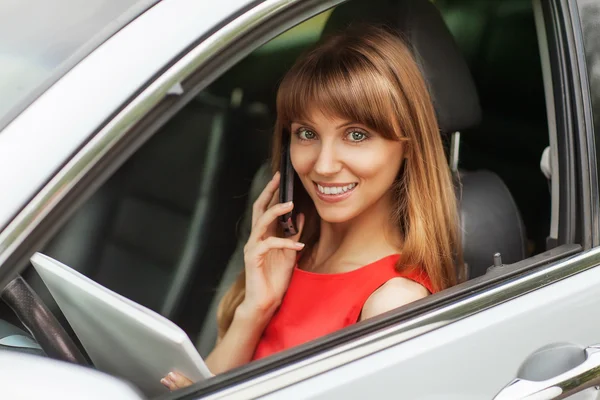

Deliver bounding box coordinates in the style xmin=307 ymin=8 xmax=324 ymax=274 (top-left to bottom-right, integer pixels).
xmin=205 ymin=304 xmax=273 ymax=375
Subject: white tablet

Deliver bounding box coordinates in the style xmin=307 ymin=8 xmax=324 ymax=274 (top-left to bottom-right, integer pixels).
xmin=30 ymin=252 xmax=212 ymax=397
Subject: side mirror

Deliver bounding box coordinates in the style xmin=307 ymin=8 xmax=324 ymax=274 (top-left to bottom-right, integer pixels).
xmin=0 ymin=349 xmax=146 ymax=399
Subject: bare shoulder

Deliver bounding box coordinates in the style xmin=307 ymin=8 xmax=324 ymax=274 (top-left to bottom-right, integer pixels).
xmin=360 ymin=278 xmax=430 ymax=321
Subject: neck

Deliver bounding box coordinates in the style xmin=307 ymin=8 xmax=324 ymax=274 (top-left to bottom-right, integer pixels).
xmin=311 ymin=191 xmax=402 ymax=271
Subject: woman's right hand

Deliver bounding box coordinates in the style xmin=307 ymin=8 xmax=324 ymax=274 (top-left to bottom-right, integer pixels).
xmin=240 ymin=171 xmax=305 ymax=317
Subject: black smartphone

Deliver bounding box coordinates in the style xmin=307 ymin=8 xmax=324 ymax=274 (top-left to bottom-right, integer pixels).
xmin=279 ymin=133 xmax=298 ymax=237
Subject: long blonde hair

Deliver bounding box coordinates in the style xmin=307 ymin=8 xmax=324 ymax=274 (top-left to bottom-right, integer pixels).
xmin=217 ymin=25 xmax=462 ymax=338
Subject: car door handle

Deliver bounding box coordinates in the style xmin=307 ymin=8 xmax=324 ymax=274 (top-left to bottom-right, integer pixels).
xmin=494 ymin=345 xmax=600 ymax=399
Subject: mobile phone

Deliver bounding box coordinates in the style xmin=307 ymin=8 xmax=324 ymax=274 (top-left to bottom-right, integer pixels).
xmin=279 ymin=133 xmax=298 ymax=237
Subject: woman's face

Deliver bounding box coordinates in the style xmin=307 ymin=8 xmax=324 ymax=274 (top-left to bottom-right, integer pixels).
xmin=290 ymin=109 xmax=405 ymax=224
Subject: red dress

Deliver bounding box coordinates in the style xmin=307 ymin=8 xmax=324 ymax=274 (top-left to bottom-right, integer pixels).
xmin=252 ymin=254 xmax=433 ymax=360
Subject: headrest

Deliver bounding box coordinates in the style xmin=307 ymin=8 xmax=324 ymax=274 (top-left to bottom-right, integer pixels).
xmin=323 ymin=0 xmax=481 ymax=134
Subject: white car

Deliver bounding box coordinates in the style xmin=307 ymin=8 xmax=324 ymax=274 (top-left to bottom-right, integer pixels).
xmin=1 ymin=0 xmax=600 ymax=398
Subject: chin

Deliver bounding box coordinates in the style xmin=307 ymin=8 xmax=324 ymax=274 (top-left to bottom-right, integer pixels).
xmin=314 ymin=206 xmax=359 ymax=224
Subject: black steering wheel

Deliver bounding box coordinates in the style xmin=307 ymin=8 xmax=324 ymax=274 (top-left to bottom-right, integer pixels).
xmin=1 ymin=275 xmax=89 ymax=365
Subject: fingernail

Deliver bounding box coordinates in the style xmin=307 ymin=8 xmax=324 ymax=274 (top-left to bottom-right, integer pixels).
xmin=161 ymin=378 xmax=168 ymax=385
xmin=168 ymin=372 xmax=176 ymax=380
xmin=283 ymin=201 xmax=293 ymax=207
xmin=295 ymin=242 xmax=305 ymax=248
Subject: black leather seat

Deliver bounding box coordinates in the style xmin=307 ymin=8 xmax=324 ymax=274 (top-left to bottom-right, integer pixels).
xmin=26 ymin=92 xmax=272 ymax=331
xmin=196 ymin=0 xmax=527 ymax=355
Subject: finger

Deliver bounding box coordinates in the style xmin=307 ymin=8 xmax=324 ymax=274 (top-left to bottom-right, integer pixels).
xmin=252 ymin=172 xmax=280 ymax=227
xmin=267 ymin=188 xmax=280 ymax=209
xmin=168 ymin=372 xmax=193 ymax=388
xmin=161 ymin=377 xmax=177 ymax=391
xmin=249 ymin=201 xmax=294 ymax=243
xmin=251 ymin=237 xmax=305 ymax=259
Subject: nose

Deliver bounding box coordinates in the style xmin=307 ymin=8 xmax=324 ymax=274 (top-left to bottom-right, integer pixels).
xmin=313 ymin=142 xmax=342 ymax=176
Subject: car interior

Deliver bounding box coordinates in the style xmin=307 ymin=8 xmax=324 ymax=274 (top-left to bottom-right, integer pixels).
xmin=0 ymin=0 xmax=551 ymax=388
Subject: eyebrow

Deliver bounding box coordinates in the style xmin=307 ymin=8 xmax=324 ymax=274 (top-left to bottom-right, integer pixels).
xmin=336 ymin=121 xmax=358 ymax=129
xmin=292 ymin=119 xmax=315 ymax=126
xmin=291 ymin=120 xmax=316 ymax=131
xmin=292 ymin=120 xmax=365 ymax=130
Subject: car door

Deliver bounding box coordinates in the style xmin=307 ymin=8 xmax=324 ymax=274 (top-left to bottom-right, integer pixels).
xmin=159 ymin=0 xmax=597 ymax=398
xmin=176 ymin=0 xmax=600 ymax=398
xmin=0 ymin=0 xmax=597 ymax=399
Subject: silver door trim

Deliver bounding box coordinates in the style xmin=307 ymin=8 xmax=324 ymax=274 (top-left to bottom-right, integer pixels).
xmin=565 ymin=0 xmax=600 ymax=248
xmin=534 ymin=0 xmax=560 ymax=243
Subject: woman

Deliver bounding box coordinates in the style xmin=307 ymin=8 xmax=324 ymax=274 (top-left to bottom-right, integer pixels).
xmin=162 ymin=24 xmax=462 ymax=390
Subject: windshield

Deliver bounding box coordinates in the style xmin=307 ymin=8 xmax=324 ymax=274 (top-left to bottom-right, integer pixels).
xmin=0 ymin=0 xmax=159 ymax=131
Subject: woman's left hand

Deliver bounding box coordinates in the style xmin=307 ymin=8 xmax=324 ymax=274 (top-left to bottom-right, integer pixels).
xmin=161 ymin=372 xmax=193 ymax=391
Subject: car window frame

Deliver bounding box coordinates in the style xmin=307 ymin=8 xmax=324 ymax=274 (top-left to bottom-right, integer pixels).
xmin=559 ymin=0 xmax=599 ymax=250
xmin=0 ymin=0 xmax=594 ymax=398
xmin=540 ymin=0 xmax=584 ymax=249
xmin=573 ymin=0 xmax=600 ymax=248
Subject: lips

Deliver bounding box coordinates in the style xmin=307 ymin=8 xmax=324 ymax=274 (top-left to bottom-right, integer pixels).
xmin=313 ymin=181 xmax=358 ymax=203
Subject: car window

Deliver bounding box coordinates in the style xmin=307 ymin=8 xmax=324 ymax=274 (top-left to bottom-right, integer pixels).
xmin=8 ymin=0 xmax=561 ymax=395
xmin=0 ymin=0 xmax=158 ymax=131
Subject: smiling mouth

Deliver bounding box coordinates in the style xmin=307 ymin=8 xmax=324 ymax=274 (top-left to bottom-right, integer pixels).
xmin=315 ymin=182 xmax=357 ymax=195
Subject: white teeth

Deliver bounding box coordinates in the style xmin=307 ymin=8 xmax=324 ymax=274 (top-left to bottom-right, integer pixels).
xmin=317 ymin=183 xmax=357 ymax=195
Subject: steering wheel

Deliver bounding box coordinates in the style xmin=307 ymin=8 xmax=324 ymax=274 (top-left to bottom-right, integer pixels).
xmin=1 ymin=275 xmax=88 ymax=365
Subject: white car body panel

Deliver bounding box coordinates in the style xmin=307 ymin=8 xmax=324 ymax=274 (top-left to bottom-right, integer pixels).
xmin=1 ymin=350 xmax=145 ymax=399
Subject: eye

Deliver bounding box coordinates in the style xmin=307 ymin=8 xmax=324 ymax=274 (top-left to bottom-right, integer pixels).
xmin=296 ymin=128 xmax=317 ymax=141
xmin=346 ymin=129 xmax=369 ymax=142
